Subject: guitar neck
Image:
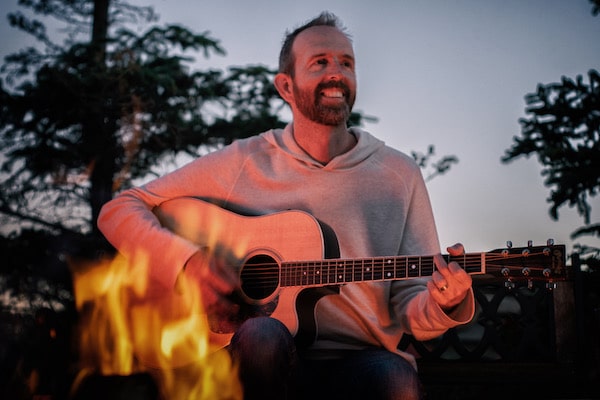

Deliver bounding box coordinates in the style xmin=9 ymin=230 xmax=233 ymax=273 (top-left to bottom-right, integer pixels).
xmin=279 ymin=243 xmax=567 ymax=288
xmin=280 ymin=253 xmax=485 ymax=288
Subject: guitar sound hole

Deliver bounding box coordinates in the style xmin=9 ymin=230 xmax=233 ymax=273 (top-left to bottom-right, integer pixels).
xmin=240 ymin=254 xmax=280 ymax=303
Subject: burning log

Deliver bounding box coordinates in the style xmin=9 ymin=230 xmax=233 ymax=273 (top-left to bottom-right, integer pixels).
xmin=71 ymin=373 xmax=160 ymax=400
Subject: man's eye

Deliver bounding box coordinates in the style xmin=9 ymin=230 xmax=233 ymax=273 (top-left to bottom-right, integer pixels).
xmin=316 ymin=59 xmax=327 ymax=65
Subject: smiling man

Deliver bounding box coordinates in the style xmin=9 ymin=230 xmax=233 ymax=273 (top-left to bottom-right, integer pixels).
xmin=98 ymin=12 xmax=475 ymax=400
xmin=274 ymin=22 xmax=357 ymax=164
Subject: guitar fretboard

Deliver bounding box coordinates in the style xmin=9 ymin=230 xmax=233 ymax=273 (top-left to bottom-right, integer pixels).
xmin=280 ymin=253 xmax=486 ymax=288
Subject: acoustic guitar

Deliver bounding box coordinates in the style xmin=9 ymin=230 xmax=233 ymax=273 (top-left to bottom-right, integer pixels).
xmin=153 ymin=197 xmax=567 ymax=348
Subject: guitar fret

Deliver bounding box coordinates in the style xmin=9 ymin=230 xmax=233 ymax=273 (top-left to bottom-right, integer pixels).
xmin=285 ymin=264 xmax=292 ymax=287
xmin=281 ymin=264 xmax=287 ymax=287
xmin=421 ymin=257 xmax=434 ymax=277
xmin=407 ymin=256 xmax=420 ymax=278
xmin=285 ymin=263 xmax=291 ymax=287
xmin=314 ymin=262 xmax=322 ymax=285
xmin=396 ymin=258 xmax=407 ymax=279
xmin=337 ymin=261 xmax=345 ymax=283
xmin=299 ymin=262 xmax=306 ymax=286
xmin=290 ymin=265 xmax=295 ymax=286
xmin=364 ymin=259 xmax=373 ymax=281
xmin=327 ymin=260 xmax=336 ymax=284
xmin=293 ymin=263 xmax=300 ymax=287
xmin=296 ymin=264 xmax=302 ymax=286
xmin=299 ymin=262 xmax=305 ymax=286
xmin=373 ymin=258 xmax=383 ymax=280
xmin=384 ymin=258 xmax=394 ymax=280
xmin=345 ymin=260 xmax=353 ymax=283
xmin=354 ymin=259 xmax=363 ymax=282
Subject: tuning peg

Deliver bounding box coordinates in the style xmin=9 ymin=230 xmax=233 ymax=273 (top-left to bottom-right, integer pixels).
xmin=504 ymin=280 xmax=516 ymax=291
xmin=546 ymin=282 xmax=557 ymax=291
xmin=543 ymin=268 xmax=551 ymax=278
xmin=527 ymin=240 xmax=533 ymax=247
xmin=506 ymin=241 xmax=513 ymax=249
xmin=547 ymin=239 xmax=555 ymax=246
xmin=527 ymin=279 xmax=533 ymax=290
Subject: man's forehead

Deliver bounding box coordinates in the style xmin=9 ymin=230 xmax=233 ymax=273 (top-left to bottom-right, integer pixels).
xmin=293 ymin=26 xmax=354 ymax=58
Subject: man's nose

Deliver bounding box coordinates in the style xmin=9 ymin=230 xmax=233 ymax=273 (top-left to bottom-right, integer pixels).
xmin=326 ymin=60 xmax=344 ymax=80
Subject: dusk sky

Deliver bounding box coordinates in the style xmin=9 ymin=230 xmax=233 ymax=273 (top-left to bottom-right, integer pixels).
xmin=2 ymin=0 xmax=599 ymax=257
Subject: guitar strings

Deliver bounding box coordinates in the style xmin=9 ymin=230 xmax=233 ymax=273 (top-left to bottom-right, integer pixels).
xmin=237 ymin=253 xmax=553 ymax=269
xmin=236 ymin=251 xmax=558 ymax=287
xmin=236 ymin=253 xmax=553 ymax=272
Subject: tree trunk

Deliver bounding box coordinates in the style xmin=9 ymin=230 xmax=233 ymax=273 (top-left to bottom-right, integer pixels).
xmin=87 ymin=0 xmax=115 ymax=236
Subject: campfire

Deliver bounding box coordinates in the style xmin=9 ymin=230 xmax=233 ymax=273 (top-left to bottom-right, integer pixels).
xmin=70 ymin=252 xmax=242 ymax=399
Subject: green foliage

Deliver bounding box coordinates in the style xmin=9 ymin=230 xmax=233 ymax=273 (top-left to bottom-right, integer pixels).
xmin=502 ymin=70 xmax=600 ymax=225
xmin=412 ymin=145 xmax=459 ymax=183
xmin=502 ymin=70 xmax=600 ymax=267
xmin=592 ymin=0 xmax=600 ymax=16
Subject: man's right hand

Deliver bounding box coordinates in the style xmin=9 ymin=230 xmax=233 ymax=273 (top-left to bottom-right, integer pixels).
xmin=176 ymin=248 xmax=241 ymax=319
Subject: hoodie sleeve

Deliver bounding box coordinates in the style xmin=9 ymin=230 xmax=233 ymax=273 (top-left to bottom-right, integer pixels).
xmin=98 ymin=186 xmax=202 ymax=294
xmin=97 ymin=140 xmax=251 ymax=293
xmin=388 ymin=159 xmax=475 ymax=340
xmin=403 ymin=287 xmax=475 ymax=341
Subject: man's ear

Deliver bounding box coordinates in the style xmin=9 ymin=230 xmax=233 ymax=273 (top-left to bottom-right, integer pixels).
xmin=274 ymin=73 xmax=293 ymax=104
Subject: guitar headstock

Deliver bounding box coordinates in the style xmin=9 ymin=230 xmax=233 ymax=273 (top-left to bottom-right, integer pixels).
xmin=484 ymin=240 xmax=568 ymax=290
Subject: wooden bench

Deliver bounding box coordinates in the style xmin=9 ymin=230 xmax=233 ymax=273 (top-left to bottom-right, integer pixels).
xmin=400 ymin=255 xmax=594 ymax=399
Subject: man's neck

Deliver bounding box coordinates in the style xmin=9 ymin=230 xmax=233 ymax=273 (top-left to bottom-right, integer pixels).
xmin=291 ymin=119 xmax=357 ymax=164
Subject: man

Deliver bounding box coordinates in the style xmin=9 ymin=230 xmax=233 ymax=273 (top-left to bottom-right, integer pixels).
xmin=98 ymin=12 xmax=474 ymax=400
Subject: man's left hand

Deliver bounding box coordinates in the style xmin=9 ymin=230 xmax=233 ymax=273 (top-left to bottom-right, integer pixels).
xmin=427 ymin=243 xmax=473 ymax=311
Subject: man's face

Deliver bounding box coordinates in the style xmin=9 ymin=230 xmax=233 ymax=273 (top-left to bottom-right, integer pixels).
xmin=289 ymin=26 xmax=357 ymax=126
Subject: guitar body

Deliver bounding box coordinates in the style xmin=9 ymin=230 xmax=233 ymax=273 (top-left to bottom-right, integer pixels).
xmin=154 ymin=197 xmax=336 ymax=347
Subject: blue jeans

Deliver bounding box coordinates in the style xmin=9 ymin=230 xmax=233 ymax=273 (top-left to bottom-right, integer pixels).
xmin=228 ymin=317 xmax=422 ymax=400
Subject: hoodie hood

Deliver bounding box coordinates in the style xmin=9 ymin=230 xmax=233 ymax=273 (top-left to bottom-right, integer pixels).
xmin=261 ymin=124 xmax=386 ymax=170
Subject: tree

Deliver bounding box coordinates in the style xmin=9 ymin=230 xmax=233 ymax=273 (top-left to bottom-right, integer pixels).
xmin=0 ymin=0 xmax=290 ymax=242
xmin=501 ymin=4 xmax=599 ymax=269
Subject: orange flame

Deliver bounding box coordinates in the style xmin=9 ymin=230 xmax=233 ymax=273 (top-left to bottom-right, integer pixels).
xmin=70 ymin=250 xmax=242 ymax=399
